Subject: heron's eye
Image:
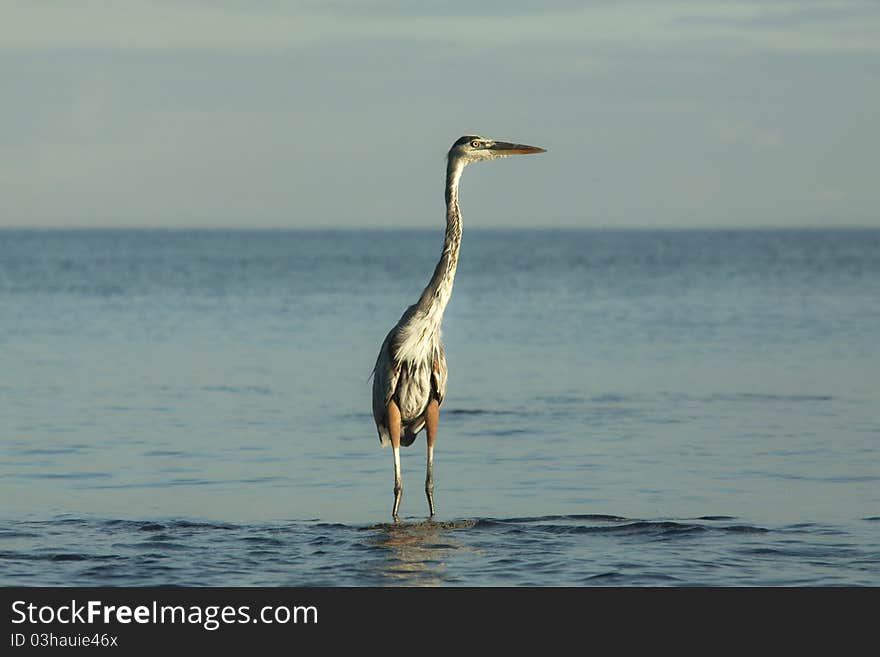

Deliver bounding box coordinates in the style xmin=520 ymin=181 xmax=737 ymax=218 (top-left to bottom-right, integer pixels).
xmin=471 ymin=140 xmax=481 ymax=148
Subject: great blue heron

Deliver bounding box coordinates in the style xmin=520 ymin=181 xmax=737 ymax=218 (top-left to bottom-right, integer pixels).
xmin=371 ymin=134 xmax=545 ymax=519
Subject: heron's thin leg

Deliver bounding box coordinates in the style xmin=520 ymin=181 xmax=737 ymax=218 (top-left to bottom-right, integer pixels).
xmin=387 ymin=400 xmax=403 ymax=520
xmin=424 ymin=399 xmax=439 ymax=517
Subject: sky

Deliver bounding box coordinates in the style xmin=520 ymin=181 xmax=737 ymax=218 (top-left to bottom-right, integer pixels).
xmin=1 ymin=0 xmax=878 ymax=229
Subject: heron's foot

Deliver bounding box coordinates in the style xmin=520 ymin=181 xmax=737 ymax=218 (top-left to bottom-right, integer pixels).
xmin=392 ymin=479 xmax=402 ymax=520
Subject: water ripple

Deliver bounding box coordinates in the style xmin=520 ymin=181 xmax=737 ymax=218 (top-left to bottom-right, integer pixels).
xmin=1 ymin=513 xmax=873 ymax=586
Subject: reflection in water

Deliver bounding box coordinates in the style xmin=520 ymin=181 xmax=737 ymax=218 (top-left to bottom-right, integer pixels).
xmin=363 ymin=520 xmax=478 ymax=585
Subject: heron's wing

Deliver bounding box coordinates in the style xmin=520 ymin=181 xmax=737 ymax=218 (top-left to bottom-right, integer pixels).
xmin=371 ymin=334 xmax=400 ymax=447
xmin=431 ymin=344 xmax=448 ymax=405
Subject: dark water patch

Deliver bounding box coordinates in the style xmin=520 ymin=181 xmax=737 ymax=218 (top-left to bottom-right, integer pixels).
xmin=537 ymin=394 xmax=585 ymax=405
xmin=49 ymin=553 xmax=91 ymax=562
xmin=111 ymin=519 xmax=238 ymax=536
xmin=822 ymin=474 xmax=880 ymax=483
xmin=472 ymin=517 xmax=706 ymax=537
xmin=0 ymin=529 xmax=40 ymax=539
xmin=737 ymin=543 xmax=862 ymax=560
xmin=422 ymin=542 xmax=459 ymax=550
xmin=717 ymin=524 xmax=769 ymax=534
xmin=709 ymin=393 xmax=833 ymax=403
xmin=238 ymin=476 xmax=287 ymax=484
xmin=117 ymin=541 xmax=191 ymax=551
xmin=166 ymin=520 xmax=239 ymax=531
xmin=483 ymin=427 xmax=530 ymax=437
xmin=98 ymin=519 xmax=133 ymax=528
xmin=142 ymin=533 xmax=179 ymax=542
xmin=0 ymin=551 xmax=117 ymax=563
xmin=166 ymin=477 xmax=226 ymax=487
xmin=785 ymin=524 xmax=847 ymax=536
xmin=48 ymin=516 xmax=104 ymax=526
xmin=308 ymin=534 xmax=347 ymax=548
xmin=472 ymin=516 xmax=767 ymax=539
xmin=19 ymin=471 xmax=112 ymax=480
xmin=593 ymin=520 xmax=708 ymax=537
xmin=83 ymin=481 xmax=192 ymax=490
xmin=584 ymin=571 xmax=625 ymax=583
xmin=97 ymin=518 xmax=238 ymax=532
xmin=239 ymin=535 xmax=286 ymax=548
xmin=19 ymin=445 xmax=94 ymax=455
xmin=497 ymin=514 xmax=629 ymax=523
xmin=245 ymin=549 xmax=288 ymax=560
xmin=349 ymin=540 xmax=378 ymax=552
xmin=445 ymin=408 xmax=531 ymax=417
xmin=0 ymin=551 xmax=39 ymax=561
xmin=78 ymin=565 xmax=132 ymax=580
xmin=130 ymin=553 xmax=171 ymax=561
xmin=739 ymin=547 xmax=810 ymax=558
xmin=589 ymin=394 xmax=631 ymax=403
xmin=634 ymin=571 xmax=684 ymax=584
xmin=696 ymin=515 xmax=738 ymax=521
xmin=202 ymin=385 xmax=273 ymax=396
xmin=446 ymin=408 xmax=504 ymax=416
xmin=143 ymin=450 xmax=192 ymax=457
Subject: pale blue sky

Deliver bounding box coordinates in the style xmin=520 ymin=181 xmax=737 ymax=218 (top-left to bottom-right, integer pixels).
xmin=2 ymin=1 xmax=878 ymax=228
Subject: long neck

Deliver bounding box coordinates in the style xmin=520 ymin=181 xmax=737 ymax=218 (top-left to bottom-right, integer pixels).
xmin=415 ymin=157 xmax=464 ymax=316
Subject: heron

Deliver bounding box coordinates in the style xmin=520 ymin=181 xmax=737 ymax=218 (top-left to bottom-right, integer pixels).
xmin=371 ymin=134 xmax=545 ymax=520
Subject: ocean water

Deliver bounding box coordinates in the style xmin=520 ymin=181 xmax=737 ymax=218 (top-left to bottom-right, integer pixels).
xmin=1 ymin=228 xmax=878 ymax=586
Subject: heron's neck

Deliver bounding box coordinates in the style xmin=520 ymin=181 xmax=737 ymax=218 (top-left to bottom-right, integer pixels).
xmin=415 ymin=158 xmax=464 ymax=318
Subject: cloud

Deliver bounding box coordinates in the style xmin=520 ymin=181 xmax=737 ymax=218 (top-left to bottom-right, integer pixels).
xmin=2 ymin=2 xmax=878 ymax=228
xmin=2 ymin=1 xmax=879 ymax=54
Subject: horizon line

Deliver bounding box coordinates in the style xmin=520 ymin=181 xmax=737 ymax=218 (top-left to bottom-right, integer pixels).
xmin=1 ymin=224 xmax=877 ymax=232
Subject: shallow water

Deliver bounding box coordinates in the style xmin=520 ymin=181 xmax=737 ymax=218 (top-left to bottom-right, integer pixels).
xmin=1 ymin=229 xmax=878 ymax=585
xmin=3 ymin=515 xmax=878 ymax=586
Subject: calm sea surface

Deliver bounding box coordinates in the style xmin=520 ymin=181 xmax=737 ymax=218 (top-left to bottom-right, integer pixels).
xmin=1 ymin=228 xmax=878 ymax=585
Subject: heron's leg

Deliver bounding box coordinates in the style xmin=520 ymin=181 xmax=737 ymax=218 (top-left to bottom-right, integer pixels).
xmin=424 ymin=399 xmax=439 ymax=517
xmin=387 ymin=400 xmax=403 ymax=520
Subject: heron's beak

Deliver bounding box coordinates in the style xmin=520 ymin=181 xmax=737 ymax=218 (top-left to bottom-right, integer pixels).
xmin=488 ymin=141 xmax=546 ymax=155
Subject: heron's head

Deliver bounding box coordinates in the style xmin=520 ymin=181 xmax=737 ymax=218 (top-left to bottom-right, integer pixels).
xmin=448 ymin=135 xmax=546 ymax=167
